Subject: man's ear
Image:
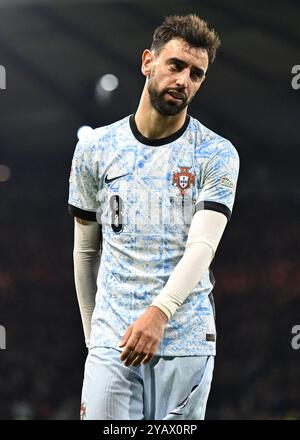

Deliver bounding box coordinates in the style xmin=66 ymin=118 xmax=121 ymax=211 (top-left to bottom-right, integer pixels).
xmin=141 ymin=49 xmax=153 ymax=77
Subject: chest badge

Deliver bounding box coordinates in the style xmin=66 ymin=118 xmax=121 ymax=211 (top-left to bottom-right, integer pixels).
xmin=172 ymin=166 xmax=196 ymax=196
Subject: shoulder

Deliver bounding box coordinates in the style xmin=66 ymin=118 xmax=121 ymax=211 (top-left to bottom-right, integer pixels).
xmin=93 ymin=115 xmax=130 ymax=146
xmin=188 ymin=116 xmax=239 ymax=162
xmin=74 ymin=127 xmax=98 ymax=160
xmin=75 ymin=115 xmax=130 ymax=158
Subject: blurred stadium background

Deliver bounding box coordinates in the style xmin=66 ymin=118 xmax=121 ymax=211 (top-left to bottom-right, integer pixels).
xmin=0 ymin=0 xmax=299 ymax=420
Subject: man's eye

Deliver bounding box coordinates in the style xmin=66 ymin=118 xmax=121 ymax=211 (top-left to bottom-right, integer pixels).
xmin=191 ymin=71 xmax=202 ymax=80
xmin=170 ymin=63 xmax=181 ymax=71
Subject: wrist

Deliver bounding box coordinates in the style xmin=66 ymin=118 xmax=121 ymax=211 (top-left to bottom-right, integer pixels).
xmin=148 ymin=305 xmax=169 ymax=324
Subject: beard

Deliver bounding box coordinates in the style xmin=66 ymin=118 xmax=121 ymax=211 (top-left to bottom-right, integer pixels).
xmin=147 ymin=79 xmax=192 ymax=116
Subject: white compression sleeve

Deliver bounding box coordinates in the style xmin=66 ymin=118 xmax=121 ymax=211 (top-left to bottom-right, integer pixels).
xmin=150 ymin=210 xmax=228 ymax=320
xmin=73 ymin=218 xmax=101 ymax=347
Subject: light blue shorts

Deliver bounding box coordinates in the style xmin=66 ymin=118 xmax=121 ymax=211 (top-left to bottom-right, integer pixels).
xmin=80 ymin=346 xmax=214 ymax=420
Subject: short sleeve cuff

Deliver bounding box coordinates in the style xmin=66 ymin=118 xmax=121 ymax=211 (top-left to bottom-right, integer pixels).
xmin=194 ymin=201 xmax=232 ymax=222
xmin=68 ymin=204 xmax=97 ymax=222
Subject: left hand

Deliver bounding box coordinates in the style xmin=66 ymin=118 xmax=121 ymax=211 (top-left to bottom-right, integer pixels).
xmin=118 ymin=306 xmax=168 ymax=367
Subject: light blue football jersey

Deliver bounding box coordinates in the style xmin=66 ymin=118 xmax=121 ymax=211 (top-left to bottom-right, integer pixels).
xmin=68 ymin=114 xmax=239 ymax=356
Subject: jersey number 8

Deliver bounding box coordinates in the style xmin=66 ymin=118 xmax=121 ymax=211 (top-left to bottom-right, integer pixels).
xmin=110 ymin=195 xmax=123 ymax=233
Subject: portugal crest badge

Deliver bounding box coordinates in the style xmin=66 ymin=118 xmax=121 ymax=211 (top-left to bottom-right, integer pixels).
xmin=172 ymin=166 xmax=196 ymax=196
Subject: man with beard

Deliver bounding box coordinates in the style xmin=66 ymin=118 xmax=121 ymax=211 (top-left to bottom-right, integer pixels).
xmin=68 ymin=14 xmax=239 ymax=420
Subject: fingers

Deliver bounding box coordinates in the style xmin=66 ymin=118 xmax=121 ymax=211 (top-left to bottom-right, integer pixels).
xmin=118 ymin=310 xmax=165 ymax=367
xmin=141 ymin=341 xmax=157 ymax=365
xmin=120 ymin=335 xmax=147 ymax=366
xmin=130 ymin=339 xmax=155 ymax=366
xmin=120 ymin=333 xmax=139 ymax=362
xmin=120 ymin=333 xmax=148 ymax=366
xmin=141 ymin=353 xmax=152 ymax=365
xmin=118 ymin=327 xmax=132 ymax=348
xmin=128 ymin=348 xmax=148 ymax=367
xmin=122 ymin=340 xmax=156 ymax=367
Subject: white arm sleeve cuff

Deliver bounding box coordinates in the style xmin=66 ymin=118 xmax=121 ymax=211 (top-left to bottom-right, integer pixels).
xmin=73 ymin=218 xmax=101 ymax=347
xmin=151 ymin=210 xmax=227 ymax=320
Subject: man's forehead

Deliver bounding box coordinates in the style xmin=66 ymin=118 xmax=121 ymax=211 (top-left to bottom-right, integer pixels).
xmin=157 ymin=38 xmax=208 ymax=68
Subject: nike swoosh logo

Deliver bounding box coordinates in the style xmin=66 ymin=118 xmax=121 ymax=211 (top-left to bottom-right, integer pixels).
xmin=104 ymin=173 xmax=129 ymax=184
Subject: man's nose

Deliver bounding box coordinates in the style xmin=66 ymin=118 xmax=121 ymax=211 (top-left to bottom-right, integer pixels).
xmin=175 ymin=68 xmax=189 ymax=87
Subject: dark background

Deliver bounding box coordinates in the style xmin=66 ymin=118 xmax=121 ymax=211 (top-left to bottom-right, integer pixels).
xmin=0 ymin=0 xmax=299 ymax=420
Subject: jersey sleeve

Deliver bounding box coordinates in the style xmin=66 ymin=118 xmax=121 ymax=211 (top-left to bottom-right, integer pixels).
xmin=195 ymin=141 xmax=240 ymax=222
xmin=68 ymin=130 xmax=99 ymax=222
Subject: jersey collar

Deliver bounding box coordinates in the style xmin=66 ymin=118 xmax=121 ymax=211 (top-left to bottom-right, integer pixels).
xmin=129 ymin=113 xmax=190 ymax=146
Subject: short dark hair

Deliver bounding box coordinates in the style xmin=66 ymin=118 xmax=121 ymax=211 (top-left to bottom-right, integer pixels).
xmin=150 ymin=14 xmax=221 ymax=64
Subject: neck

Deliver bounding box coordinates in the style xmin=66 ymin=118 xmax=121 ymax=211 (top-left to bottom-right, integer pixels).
xmin=135 ymin=83 xmax=187 ymax=139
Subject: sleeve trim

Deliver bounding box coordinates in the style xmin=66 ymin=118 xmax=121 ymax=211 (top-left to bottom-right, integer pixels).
xmin=68 ymin=204 xmax=97 ymax=222
xmin=194 ymin=201 xmax=232 ymax=222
